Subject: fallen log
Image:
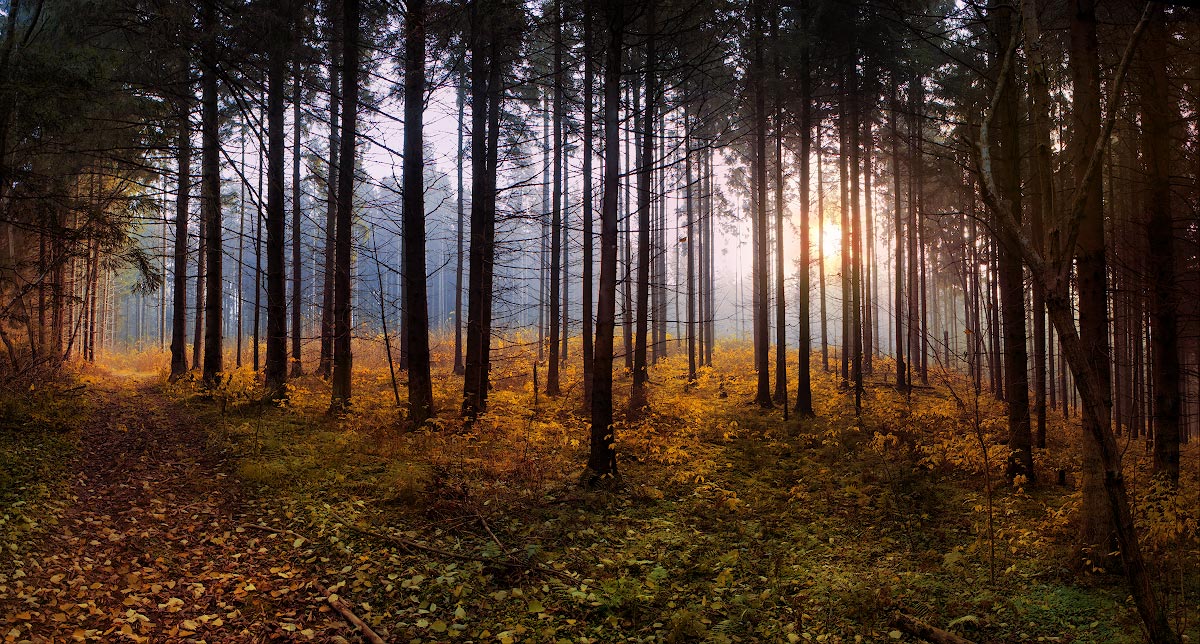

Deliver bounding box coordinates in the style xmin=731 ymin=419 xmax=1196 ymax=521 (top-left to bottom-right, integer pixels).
xmin=891 ymin=612 xmax=976 ymax=644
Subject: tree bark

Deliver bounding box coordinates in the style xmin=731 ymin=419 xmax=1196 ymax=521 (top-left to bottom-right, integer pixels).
xmin=1143 ymin=14 xmax=1180 ymax=485
xmin=330 ymin=0 xmax=359 ymax=409
xmin=264 ymin=0 xmax=291 ymax=398
xmin=794 ymin=1 xmax=813 ymax=417
xmin=402 ymin=0 xmax=435 ymax=426
xmin=200 ymin=0 xmax=223 ymax=385
xmin=584 ymin=0 xmax=622 ymax=485
xmin=169 ymin=91 xmax=191 ymax=380
xmin=630 ymin=0 xmax=654 ymax=413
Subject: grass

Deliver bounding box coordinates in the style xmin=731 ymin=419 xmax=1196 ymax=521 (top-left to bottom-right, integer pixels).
xmin=85 ymin=336 xmax=1200 ymax=641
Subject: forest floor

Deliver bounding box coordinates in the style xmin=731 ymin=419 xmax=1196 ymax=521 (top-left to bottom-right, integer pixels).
xmin=0 ymin=342 xmax=1197 ymax=643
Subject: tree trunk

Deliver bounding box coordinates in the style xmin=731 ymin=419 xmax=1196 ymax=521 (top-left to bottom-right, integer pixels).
xmin=751 ymin=0 xmax=772 ymax=408
xmin=330 ymin=0 xmax=359 ymax=409
xmin=547 ymin=0 xmax=563 ymax=396
xmin=318 ymin=0 xmax=341 ymax=380
xmin=401 ymin=0 xmax=434 ymax=425
xmin=290 ymin=42 xmax=304 ymax=378
xmin=453 ymin=71 xmax=466 ymax=375
xmin=989 ymin=0 xmax=1033 ymax=482
xmin=584 ymin=0 xmax=622 ymax=486
xmin=890 ymin=85 xmax=905 ymax=390
xmin=1143 ymin=15 xmax=1180 ymax=485
xmin=264 ymin=0 xmax=291 ymax=398
xmin=581 ymin=1 xmax=595 ymax=401
xmin=201 ymin=0 xmax=223 ymax=385
xmin=630 ymin=0 xmax=654 ymax=414
xmin=169 ymin=92 xmax=191 ymax=380
xmin=794 ymin=1 xmax=813 ymax=417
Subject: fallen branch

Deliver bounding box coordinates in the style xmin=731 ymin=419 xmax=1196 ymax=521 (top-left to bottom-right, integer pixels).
xmin=332 ymin=510 xmax=577 ymax=583
xmin=316 ymin=583 xmax=387 ymax=644
xmin=891 ymin=613 xmax=976 ymax=644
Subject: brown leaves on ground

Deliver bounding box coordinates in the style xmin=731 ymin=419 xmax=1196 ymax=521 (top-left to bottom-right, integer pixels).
xmin=0 ymin=380 xmax=361 ymax=643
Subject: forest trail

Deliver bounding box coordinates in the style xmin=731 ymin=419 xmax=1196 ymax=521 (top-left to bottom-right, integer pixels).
xmin=0 ymin=376 xmax=358 ymax=643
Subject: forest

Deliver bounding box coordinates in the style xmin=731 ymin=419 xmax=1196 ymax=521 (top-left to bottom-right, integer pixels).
xmin=0 ymin=0 xmax=1198 ymax=641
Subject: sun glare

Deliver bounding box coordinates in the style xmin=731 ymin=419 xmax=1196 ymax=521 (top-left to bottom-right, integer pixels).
xmin=822 ymin=222 xmax=842 ymax=252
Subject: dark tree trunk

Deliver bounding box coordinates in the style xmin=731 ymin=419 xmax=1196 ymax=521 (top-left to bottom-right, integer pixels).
xmin=453 ymin=71 xmax=466 ymax=375
xmin=585 ymin=0 xmax=622 ymax=485
xmin=794 ymin=1 xmax=813 ymax=417
xmin=751 ymin=0 xmax=771 ymax=407
xmin=402 ymin=0 xmax=435 ymax=426
xmin=581 ymin=0 xmax=594 ymax=401
xmin=463 ymin=0 xmax=502 ymax=419
xmin=890 ymin=85 xmax=905 ymax=390
xmin=318 ymin=0 xmax=341 ymax=380
xmin=989 ymin=0 xmax=1033 ymax=482
xmin=547 ymin=0 xmax=563 ymax=396
xmin=291 ymin=45 xmax=304 ymax=378
xmin=1069 ymin=0 xmax=1114 ymax=556
xmin=1020 ymin=0 xmax=1051 ymax=449
xmin=330 ymin=0 xmax=359 ymax=408
xmin=200 ymin=0 xmax=223 ymax=385
xmin=1143 ymin=15 xmax=1180 ymax=485
xmin=169 ymin=92 xmax=191 ymax=380
xmin=264 ymin=0 xmax=291 ymax=398
xmin=630 ymin=0 xmax=654 ymax=413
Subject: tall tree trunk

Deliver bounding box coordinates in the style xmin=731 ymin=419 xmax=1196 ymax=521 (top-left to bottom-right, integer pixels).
xmin=330 ymin=0 xmax=359 ymax=408
xmin=848 ymin=38 xmax=863 ymax=415
xmin=685 ymin=114 xmax=696 ymax=382
xmin=200 ymin=0 xmax=223 ymax=384
xmin=751 ymin=0 xmax=772 ymax=407
xmin=990 ymin=0 xmax=1033 ymax=482
xmin=264 ymin=0 xmax=291 ymax=398
xmin=585 ymin=0 xmax=622 ymax=485
xmin=890 ymin=84 xmax=905 ymax=390
xmin=1143 ymin=15 xmax=1180 ymax=484
xmin=170 ymin=92 xmax=191 ymax=380
xmin=402 ymin=0 xmax=435 ymax=426
xmin=1020 ymin=0 xmax=1051 ymax=449
xmin=291 ymin=45 xmax=304 ymax=378
xmin=772 ymin=26 xmax=787 ymax=409
xmin=1070 ymin=0 xmax=1114 ymax=557
xmin=547 ymin=0 xmax=564 ymax=396
xmin=319 ymin=0 xmax=341 ymax=380
xmin=463 ymin=0 xmax=502 ymax=419
xmin=581 ymin=0 xmax=595 ymax=401
xmin=453 ymin=70 xmax=466 ymax=375
xmin=794 ymin=2 xmax=813 ymax=416
xmin=630 ymin=0 xmax=654 ymax=413
xmin=817 ymin=136 xmax=828 ymax=372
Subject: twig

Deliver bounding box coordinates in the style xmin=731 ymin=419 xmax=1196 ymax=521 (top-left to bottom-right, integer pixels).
xmin=316 ymin=583 xmax=388 ymax=644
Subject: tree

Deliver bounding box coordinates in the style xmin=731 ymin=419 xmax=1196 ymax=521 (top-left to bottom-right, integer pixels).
xmin=750 ymin=0 xmax=771 ymax=408
xmin=793 ymin=0 xmax=813 ymax=417
xmin=169 ymin=89 xmax=192 ymax=381
xmin=630 ymin=0 xmax=655 ymax=413
xmin=330 ymin=0 xmax=360 ymax=409
xmin=264 ymin=0 xmax=292 ymax=399
xmin=402 ymin=0 xmax=435 ymax=426
xmin=987 ymin=0 xmax=1032 ymax=483
xmin=200 ymin=0 xmax=223 ymax=385
xmin=1142 ymin=12 xmax=1180 ymax=486
xmin=584 ymin=0 xmax=622 ymax=485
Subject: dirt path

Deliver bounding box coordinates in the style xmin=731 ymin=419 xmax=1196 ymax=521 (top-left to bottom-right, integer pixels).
xmin=0 ymin=378 xmax=360 ymax=643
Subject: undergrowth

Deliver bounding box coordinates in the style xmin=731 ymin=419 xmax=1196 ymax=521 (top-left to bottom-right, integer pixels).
xmin=124 ymin=336 xmax=1200 ymax=641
